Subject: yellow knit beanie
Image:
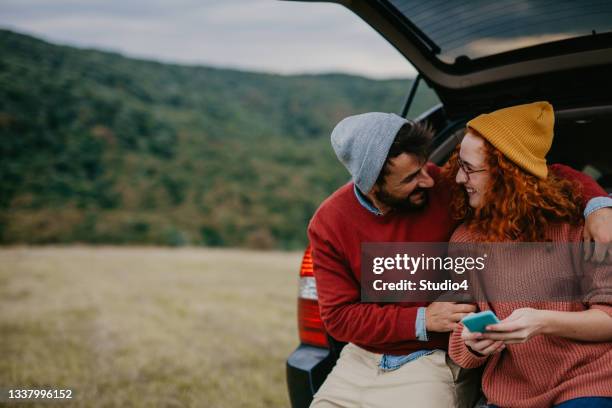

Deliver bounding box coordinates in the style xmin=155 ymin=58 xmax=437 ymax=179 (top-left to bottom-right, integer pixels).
xmin=466 ymin=101 xmax=554 ymax=179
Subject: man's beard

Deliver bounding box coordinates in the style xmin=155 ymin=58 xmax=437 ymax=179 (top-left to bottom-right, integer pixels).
xmin=374 ymin=187 xmax=429 ymax=212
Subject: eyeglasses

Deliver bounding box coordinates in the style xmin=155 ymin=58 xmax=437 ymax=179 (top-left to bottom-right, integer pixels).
xmin=457 ymin=157 xmax=487 ymax=182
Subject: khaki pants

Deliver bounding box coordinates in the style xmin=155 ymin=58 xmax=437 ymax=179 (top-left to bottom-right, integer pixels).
xmin=310 ymin=344 xmax=481 ymax=408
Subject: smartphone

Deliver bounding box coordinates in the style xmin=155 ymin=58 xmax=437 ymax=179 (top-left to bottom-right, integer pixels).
xmin=461 ymin=310 xmax=500 ymax=333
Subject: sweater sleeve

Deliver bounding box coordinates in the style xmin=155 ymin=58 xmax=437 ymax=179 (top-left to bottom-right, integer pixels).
xmin=448 ymin=323 xmax=489 ymax=369
xmin=581 ymin=261 xmax=612 ymax=315
xmin=572 ymin=227 xmax=612 ymax=316
xmin=560 ymin=224 xmax=612 ymax=317
xmin=307 ymin=217 xmax=421 ymax=346
xmin=549 ymin=163 xmax=607 ymax=207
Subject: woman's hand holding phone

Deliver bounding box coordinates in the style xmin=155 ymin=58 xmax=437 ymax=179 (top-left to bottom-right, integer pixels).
xmin=461 ymin=325 xmax=505 ymax=356
xmin=460 ymin=308 xmax=548 ymax=355
xmin=481 ymin=307 xmax=546 ymax=344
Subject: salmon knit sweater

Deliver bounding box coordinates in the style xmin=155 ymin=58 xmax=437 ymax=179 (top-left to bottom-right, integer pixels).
xmin=449 ymin=224 xmax=612 ymax=408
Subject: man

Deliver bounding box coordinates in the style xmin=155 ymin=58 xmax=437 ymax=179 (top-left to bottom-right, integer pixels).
xmin=308 ymin=111 xmax=612 ymax=408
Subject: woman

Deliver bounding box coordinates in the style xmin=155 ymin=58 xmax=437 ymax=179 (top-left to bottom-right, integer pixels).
xmin=447 ymin=101 xmax=612 ymax=408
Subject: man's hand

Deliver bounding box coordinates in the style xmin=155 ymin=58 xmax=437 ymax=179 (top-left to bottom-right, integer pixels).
xmin=425 ymin=302 xmax=477 ymax=332
xmin=584 ymin=207 xmax=612 ymax=263
xmin=462 ymin=325 xmax=505 ymax=356
xmin=481 ymin=308 xmax=546 ymax=344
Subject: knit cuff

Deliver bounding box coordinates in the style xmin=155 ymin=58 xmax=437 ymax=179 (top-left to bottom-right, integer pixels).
xmin=399 ymin=306 xmax=421 ymax=341
xmin=448 ymin=324 xmax=489 ymax=369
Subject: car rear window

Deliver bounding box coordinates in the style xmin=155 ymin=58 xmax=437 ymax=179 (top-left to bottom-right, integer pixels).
xmin=389 ymin=0 xmax=612 ymax=64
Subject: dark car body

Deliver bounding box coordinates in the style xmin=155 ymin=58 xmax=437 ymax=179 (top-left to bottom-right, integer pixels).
xmin=285 ymin=1 xmax=612 ymax=406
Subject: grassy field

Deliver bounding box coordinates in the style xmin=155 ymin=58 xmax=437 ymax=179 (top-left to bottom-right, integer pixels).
xmin=0 ymin=246 xmax=301 ymax=407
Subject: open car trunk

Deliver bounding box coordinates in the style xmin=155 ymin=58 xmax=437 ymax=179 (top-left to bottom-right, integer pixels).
xmin=287 ymin=0 xmax=612 ymax=119
xmin=550 ymin=106 xmax=612 ymax=193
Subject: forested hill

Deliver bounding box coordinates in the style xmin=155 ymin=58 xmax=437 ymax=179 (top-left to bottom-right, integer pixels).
xmin=0 ymin=29 xmax=439 ymax=248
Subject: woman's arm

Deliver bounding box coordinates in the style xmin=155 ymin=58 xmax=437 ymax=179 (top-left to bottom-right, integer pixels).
xmin=539 ymin=308 xmax=612 ymax=342
xmin=482 ymin=307 xmax=612 ymax=343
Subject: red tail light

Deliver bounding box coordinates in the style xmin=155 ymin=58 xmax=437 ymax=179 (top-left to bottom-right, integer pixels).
xmin=298 ymin=245 xmax=329 ymax=348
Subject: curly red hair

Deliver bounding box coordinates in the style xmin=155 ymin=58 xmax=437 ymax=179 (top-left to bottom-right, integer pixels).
xmin=445 ymin=134 xmax=583 ymax=242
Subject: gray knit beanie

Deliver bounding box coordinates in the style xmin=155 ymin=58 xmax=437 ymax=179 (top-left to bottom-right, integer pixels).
xmin=331 ymin=112 xmax=410 ymax=194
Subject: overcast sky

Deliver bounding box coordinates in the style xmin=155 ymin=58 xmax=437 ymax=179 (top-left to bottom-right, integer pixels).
xmin=0 ymin=0 xmax=417 ymax=79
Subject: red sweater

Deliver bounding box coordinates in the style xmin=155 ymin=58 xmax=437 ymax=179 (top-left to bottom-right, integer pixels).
xmin=308 ymin=164 xmax=454 ymax=354
xmin=307 ymin=163 xmax=606 ymax=355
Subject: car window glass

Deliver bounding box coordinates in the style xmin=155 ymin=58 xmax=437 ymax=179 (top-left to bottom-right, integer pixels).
xmin=405 ymin=80 xmax=441 ymax=119
xmin=389 ymin=0 xmax=612 ymax=64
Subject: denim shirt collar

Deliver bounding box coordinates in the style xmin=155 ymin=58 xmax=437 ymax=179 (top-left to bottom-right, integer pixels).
xmin=353 ymin=184 xmax=383 ymax=216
